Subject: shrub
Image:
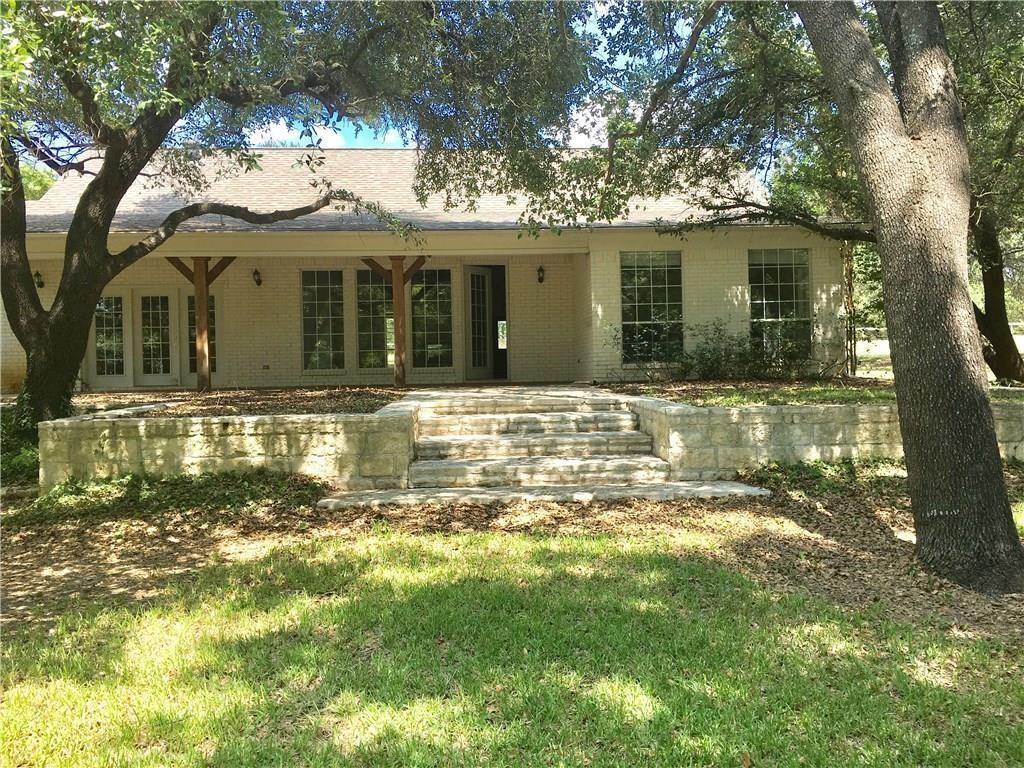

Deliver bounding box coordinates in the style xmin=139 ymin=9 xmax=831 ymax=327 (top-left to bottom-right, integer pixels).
xmin=1 ymin=407 xmax=40 ymax=486
xmin=608 ymin=318 xmax=840 ymax=381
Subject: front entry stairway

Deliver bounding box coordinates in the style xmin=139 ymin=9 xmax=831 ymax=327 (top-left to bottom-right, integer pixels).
xmin=318 ymin=387 xmax=769 ymax=510
xmin=410 ymin=392 xmax=669 ymax=487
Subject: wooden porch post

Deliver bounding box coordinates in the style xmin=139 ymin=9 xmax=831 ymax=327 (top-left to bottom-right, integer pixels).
xmin=193 ymin=257 xmax=211 ymax=392
xmin=390 ymin=255 xmax=408 ymax=386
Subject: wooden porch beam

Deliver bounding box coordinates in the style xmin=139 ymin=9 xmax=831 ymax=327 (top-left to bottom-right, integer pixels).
xmin=165 ymin=256 xmax=193 ymax=282
xmin=390 ymin=255 xmax=408 ymax=387
xmin=362 ymin=258 xmax=392 ymax=283
xmin=207 ymin=256 xmax=236 ymax=284
xmin=403 ymin=255 xmax=428 ymax=283
xmin=193 ymin=257 xmax=212 ymax=393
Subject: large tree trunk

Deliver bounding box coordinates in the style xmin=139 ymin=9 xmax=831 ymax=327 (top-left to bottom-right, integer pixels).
xmin=796 ymin=1 xmax=1024 ymax=593
xmin=16 ymin=285 xmax=104 ymax=422
xmin=971 ymin=205 xmax=1024 ymax=382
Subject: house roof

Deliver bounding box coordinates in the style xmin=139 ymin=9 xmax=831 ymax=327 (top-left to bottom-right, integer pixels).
xmin=24 ymin=148 xmax=719 ymax=234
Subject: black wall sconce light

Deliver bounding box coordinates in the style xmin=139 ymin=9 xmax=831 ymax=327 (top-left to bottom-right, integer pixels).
xmin=252 ymin=268 xmax=263 ymax=286
xmin=536 ymin=265 xmax=545 ymax=284
xmin=33 ymin=271 xmax=44 ymax=288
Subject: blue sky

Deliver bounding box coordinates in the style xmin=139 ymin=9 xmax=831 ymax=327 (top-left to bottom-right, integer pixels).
xmin=247 ymin=119 xmax=410 ymax=148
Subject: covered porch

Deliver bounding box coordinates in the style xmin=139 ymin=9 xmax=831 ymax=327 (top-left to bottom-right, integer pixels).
xmin=65 ymin=244 xmax=588 ymax=394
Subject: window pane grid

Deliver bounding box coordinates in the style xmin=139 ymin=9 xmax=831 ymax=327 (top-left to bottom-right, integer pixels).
xmin=140 ymin=295 xmax=171 ymax=375
xmin=357 ymin=270 xmax=394 ymax=369
xmin=187 ymin=296 xmax=217 ymax=373
xmin=302 ymin=270 xmax=344 ymax=370
xmin=470 ymin=273 xmax=488 ymax=368
xmin=411 ymin=269 xmax=453 ymax=368
xmin=748 ymin=249 xmax=812 ymax=354
xmin=94 ymin=297 xmax=124 ymax=376
xmin=620 ymin=251 xmax=683 ymax=362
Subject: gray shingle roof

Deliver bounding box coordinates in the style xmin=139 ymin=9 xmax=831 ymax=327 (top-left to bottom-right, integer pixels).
xmin=25 ymin=148 xmax=711 ymax=234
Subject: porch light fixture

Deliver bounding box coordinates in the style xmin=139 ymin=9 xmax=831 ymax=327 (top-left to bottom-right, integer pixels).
xmin=536 ymin=265 xmax=545 ymax=284
xmin=252 ymin=268 xmax=262 ymax=286
xmin=33 ymin=271 xmax=44 ymax=289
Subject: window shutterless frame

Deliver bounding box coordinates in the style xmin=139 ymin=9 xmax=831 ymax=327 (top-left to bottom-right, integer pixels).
xmin=88 ymin=292 xmax=133 ymax=389
xmin=300 ymin=269 xmax=345 ymax=372
xmin=748 ymin=248 xmax=814 ymax=356
xmin=619 ymin=250 xmax=684 ymax=364
xmin=133 ymin=291 xmax=180 ymax=386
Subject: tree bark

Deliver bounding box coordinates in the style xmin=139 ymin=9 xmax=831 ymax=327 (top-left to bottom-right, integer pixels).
xmin=970 ymin=204 xmax=1024 ymax=382
xmin=18 ymin=296 xmax=102 ymax=422
xmin=795 ymin=1 xmax=1024 ymax=593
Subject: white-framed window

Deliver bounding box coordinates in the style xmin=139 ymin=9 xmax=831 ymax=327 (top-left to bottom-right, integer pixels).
xmin=140 ymin=295 xmax=172 ymax=375
xmin=411 ymin=269 xmax=453 ymax=368
xmin=356 ymin=269 xmax=394 ymax=369
xmin=748 ymin=249 xmax=812 ymax=354
xmin=619 ymin=251 xmax=683 ymax=362
xmin=94 ymin=296 xmax=125 ymax=376
xmin=301 ymin=270 xmax=344 ymax=370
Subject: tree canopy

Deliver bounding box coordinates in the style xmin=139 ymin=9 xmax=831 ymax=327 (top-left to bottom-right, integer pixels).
xmin=1 ymin=0 xmax=598 ymax=423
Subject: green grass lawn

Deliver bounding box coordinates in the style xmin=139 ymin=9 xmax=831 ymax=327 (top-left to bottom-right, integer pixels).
xmin=3 ymin=468 xmax=1023 ymax=767
xmin=604 ymin=379 xmax=1024 ymax=407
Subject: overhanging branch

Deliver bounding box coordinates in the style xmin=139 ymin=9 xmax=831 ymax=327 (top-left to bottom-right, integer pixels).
xmin=111 ymin=192 xmax=354 ymax=268
xmin=679 ymin=197 xmax=877 ymax=242
xmin=602 ymin=1 xmax=724 ymax=192
xmin=110 ymin=190 xmax=410 ymax=269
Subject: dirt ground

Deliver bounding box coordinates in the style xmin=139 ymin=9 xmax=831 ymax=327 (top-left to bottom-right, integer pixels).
xmin=71 ymin=386 xmax=405 ymax=416
xmin=3 ymin=468 xmax=1022 ymax=640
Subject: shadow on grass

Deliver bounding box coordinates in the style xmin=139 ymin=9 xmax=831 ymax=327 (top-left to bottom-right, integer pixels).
xmin=0 ymin=471 xmax=328 ymax=629
xmin=4 ymin=533 xmax=1022 ymax=767
xmin=1 ymin=470 xmax=328 ymax=529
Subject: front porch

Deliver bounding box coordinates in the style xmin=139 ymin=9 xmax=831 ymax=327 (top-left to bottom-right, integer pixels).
xmin=70 ymin=246 xmax=586 ymax=394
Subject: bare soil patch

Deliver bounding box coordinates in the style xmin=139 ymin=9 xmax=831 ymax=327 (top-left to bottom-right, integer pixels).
xmin=72 ymin=386 xmax=405 ymax=417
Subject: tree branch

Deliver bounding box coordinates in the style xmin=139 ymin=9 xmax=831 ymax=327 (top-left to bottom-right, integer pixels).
xmin=0 ymin=139 xmax=47 ymax=347
xmin=602 ymin=1 xmax=724 ymax=190
xmin=10 ymin=135 xmax=96 ymax=174
xmin=215 ymin=22 xmax=394 ymax=118
xmin=109 ymin=189 xmax=404 ymax=269
xmin=658 ymin=196 xmax=877 ymax=243
xmin=57 ymin=68 xmax=125 ymax=147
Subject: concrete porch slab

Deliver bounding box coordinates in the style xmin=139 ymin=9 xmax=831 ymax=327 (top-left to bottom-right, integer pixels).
xmin=317 ymin=481 xmax=771 ymax=510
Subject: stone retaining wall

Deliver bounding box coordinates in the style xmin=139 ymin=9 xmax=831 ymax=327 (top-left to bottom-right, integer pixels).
xmin=627 ymin=398 xmax=1024 ymax=480
xmin=38 ymin=401 xmax=416 ymax=491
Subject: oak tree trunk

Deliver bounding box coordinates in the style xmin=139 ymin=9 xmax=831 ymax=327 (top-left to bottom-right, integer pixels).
xmin=16 ymin=280 xmax=105 ymax=422
xmin=971 ymin=206 xmax=1024 ymax=382
xmin=796 ymin=1 xmax=1024 ymax=593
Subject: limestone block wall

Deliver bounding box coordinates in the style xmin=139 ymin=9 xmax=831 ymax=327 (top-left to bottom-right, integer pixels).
xmin=627 ymin=398 xmax=1024 ymax=480
xmin=38 ymin=401 xmax=417 ymax=491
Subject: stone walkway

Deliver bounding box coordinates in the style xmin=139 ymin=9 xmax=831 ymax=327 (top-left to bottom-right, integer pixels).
xmin=317 ymin=481 xmax=770 ymax=510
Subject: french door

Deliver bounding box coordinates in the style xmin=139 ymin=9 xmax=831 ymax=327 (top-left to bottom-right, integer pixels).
xmin=465 ymin=267 xmax=493 ymax=380
xmin=133 ymin=293 xmax=180 ymax=386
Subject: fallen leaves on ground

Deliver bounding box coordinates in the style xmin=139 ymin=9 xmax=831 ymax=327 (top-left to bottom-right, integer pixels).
xmin=71 ymin=386 xmax=405 ymax=417
xmin=3 ymin=464 xmax=1022 ymax=640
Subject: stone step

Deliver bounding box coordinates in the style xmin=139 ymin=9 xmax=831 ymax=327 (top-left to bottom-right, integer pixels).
xmin=317 ymin=481 xmax=771 ymax=510
xmin=418 ymin=395 xmax=629 ymax=417
xmin=409 ymin=455 xmax=671 ymax=488
xmin=415 ymin=431 xmax=653 ymax=460
xmin=418 ymin=411 xmax=638 ymax=437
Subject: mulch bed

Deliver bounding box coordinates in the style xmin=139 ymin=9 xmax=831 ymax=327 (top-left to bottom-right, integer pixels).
xmin=72 ymin=386 xmax=406 ymax=417
xmin=601 ymin=377 xmax=896 ymax=404
xmin=601 ymin=378 xmax=1023 ymax=406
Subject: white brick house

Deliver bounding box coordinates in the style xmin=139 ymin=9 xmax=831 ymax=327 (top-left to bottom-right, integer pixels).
xmin=2 ymin=149 xmax=846 ymax=392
